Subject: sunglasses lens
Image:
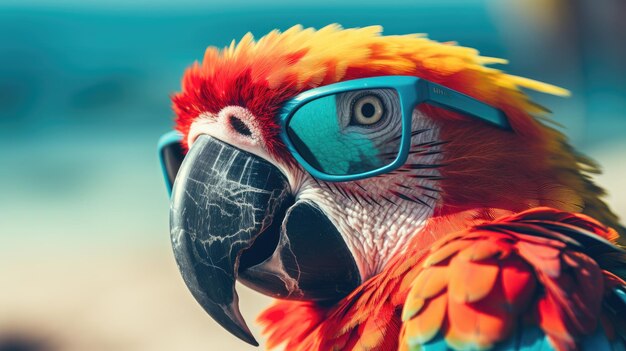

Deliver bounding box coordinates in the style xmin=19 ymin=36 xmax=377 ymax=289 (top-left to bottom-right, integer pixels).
xmin=287 ymin=88 xmax=403 ymax=176
xmin=158 ymin=131 xmax=185 ymax=194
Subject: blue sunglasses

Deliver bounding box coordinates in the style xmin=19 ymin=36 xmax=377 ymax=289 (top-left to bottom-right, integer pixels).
xmin=159 ymin=75 xmax=509 ymax=189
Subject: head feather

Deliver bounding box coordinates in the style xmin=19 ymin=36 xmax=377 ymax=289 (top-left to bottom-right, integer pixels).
xmin=173 ymin=24 xmax=566 ymax=146
xmin=172 ymin=24 xmax=623 ymax=238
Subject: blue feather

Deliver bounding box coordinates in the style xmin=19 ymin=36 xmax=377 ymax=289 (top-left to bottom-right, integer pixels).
xmin=613 ymin=340 xmax=626 ymax=351
xmin=580 ymin=327 xmax=612 ymax=351
xmin=418 ymin=333 xmax=449 ymax=351
xmin=409 ymin=325 xmax=626 ymax=350
xmin=516 ymin=327 xmax=553 ymax=351
xmin=415 ymin=327 xmax=556 ymax=351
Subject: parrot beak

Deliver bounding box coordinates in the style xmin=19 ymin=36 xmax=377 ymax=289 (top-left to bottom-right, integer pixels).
xmin=168 ymin=135 xmax=361 ymax=346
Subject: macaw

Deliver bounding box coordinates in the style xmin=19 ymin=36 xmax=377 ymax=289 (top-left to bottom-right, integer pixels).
xmin=158 ymin=25 xmax=626 ymax=351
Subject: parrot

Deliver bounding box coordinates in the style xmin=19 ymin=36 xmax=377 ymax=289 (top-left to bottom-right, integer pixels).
xmin=157 ymin=25 xmax=626 ymax=351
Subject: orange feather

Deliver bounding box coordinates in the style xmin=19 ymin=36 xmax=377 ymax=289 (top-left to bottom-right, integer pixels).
xmin=258 ymin=208 xmax=625 ymax=351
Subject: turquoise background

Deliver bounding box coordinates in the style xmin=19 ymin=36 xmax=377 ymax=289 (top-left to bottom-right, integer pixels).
xmin=0 ymin=1 xmax=623 ymax=349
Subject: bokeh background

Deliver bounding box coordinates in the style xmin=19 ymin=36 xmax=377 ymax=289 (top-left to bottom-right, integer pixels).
xmin=0 ymin=0 xmax=624 ymax=350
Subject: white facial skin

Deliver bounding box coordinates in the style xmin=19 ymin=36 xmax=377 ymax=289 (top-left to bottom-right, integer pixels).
xmin=189 ymin=105 xmax=442 ymax=281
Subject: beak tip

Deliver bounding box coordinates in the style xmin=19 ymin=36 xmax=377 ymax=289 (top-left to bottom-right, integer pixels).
xmin=227 ymin=323 xmax=258 ymax=347
xmin=224 ymin=301 xmax=259 ymax=346
xmin=243 ymin=336 xmax=260 ymax=347
xmin=201 ymin=296 xmax=259 ymax=347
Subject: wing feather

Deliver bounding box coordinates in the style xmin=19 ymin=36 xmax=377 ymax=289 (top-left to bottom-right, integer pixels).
xmin=401 ymin=207 xmax=626 ymax=351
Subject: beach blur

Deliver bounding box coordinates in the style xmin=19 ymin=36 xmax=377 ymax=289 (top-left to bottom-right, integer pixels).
xmin=0 ymin=0 xmax=624 ymax=350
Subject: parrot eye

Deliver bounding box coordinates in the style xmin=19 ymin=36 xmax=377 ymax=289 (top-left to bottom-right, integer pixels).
xmin=351 ymin=94 xmax=385 ymax=126
xmin=286 ymin=87 xmax=402 ymax=176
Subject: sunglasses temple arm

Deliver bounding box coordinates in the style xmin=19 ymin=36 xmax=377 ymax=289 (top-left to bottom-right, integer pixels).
xmin=420 ymin=81 xmax=510 ymax=129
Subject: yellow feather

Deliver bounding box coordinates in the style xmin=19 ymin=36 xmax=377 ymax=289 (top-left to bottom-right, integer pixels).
xmin=190 ymin=24 xmax=623 ymax=239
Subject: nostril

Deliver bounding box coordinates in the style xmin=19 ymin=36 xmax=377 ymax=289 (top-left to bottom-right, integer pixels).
xmin=229 ymin=115 xmax=252 ymax=137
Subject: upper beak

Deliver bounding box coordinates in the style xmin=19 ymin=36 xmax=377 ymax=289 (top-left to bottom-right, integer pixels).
xmin=166 ymin=135 xmax=361 ymax=346
xmin=169 ymin=135 xmax=292 ymax=345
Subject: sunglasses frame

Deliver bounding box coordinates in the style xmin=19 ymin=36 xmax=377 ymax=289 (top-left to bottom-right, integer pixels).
xmin=158 ymin=75 xmax=511 ymax=191
xmin=158 ymin=130 xmax=185 ymax=195
xmin=278 ymin=75 xmax=510 ymax=182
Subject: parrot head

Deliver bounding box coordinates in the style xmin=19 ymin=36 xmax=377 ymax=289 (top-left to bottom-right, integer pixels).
xmin=160 ymin=25 xmax=619 ymax=345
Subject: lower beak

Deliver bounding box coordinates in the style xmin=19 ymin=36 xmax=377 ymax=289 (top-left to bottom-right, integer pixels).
xmin=169 ymin=135 xmax=360 ymax=346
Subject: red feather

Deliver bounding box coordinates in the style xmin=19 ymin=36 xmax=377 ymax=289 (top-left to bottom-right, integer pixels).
xmin=258 ymin=208 xmax=625 ymax=351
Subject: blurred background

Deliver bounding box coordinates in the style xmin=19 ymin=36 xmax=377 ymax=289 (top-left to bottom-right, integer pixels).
xmin=0 ymin=0 xmax=624 ymax=350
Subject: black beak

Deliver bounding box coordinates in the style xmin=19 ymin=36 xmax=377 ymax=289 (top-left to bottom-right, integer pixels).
xmin=167 ymin=135 xmax=360 ymax=346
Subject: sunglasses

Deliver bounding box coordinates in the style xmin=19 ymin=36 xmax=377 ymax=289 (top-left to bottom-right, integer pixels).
xmin=159 ymin=75 xmax=509 ymax=191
